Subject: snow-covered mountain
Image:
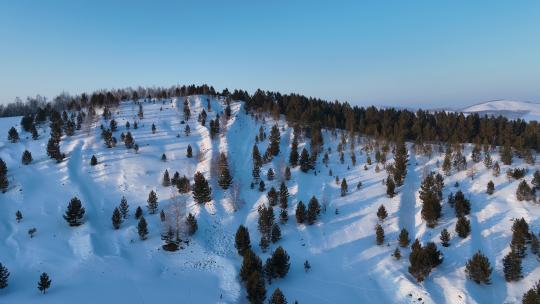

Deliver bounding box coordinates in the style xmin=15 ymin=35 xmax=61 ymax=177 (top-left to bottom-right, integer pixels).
xmin=0 ymin=96 xmax=539 ymax=303
xmin=460 ymin=100 xmax=540 ymax=122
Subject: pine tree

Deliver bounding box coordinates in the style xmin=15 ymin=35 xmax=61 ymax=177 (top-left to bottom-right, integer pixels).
xmin=279 ymin=209 xmax=288 ymax=224
xmin=186 ymin=144 xmax=193 ymax=158
xmin=22 ymin=150 xmax=33 ymax=165
xmin=269 ymin=288 xmax=287 ymax=304
xmin=119 ymin=196 xmax=129 ymax=219
xmin=486 ymin=180 xmax=495 ymax=195
xmin=184 ymin=124 xmax=191 ymax=136
xmin=112 ymin=207 xmax=122 ymax=230
xmin=135 ymin=206 xmax=143 ymax=219
xmin=259 ymin=235 xmax=270 ymax=252
xmin=532 ymin=170 xmax=540 ymax=190
xmin=15 ymin=210 xmax=23 ymax=223
xmin=63 ymin=197 xmax=85 ymax=226
xmin=0 ymin=263 xmax=9 ymax=289
xmin=151 ymin=123 xmax=156 ymax=134
xmin=503 ymin=251 xmax=522 ymax=282
xmin=137 ymin=216 xmax=148 ymax=240
xmin=523 ymin=282 xmax=540 ymax=304
xmin=492 ymin=161 xmax=500 ymax=177
xmin=271 ymin=224 xmax=281 ymax=243
xmin=147 ymin=190 xmax=158 ymax=214
xmin=284 ymin=166 xmax=291 ymax=180
xmin=501 ymin=144 xmax=513 ymax=165
xmin=299 ymin=148 xmax=311 ymax=172
xmin=419 ymin=172 xmax=442 ymax=228
xmin=440 ymin=228 xmax=451 ymax=247
xmin=162 ymin=169 xmax=171 ymax=187
xmin=377 ymin=205 xmax=388 ymax=221
xmin=90 ymin=155 xmax=97 ymax=166
xmin=267 ymin=168 xmax=275 ymax=181
xmin=465 ymin=251 xmax=492 ymax=284
xmin=259 ymin=180 xmax=266 ymax=192
xmin=270 ymin=246 xmax=290 ymax=278
xmin=455 ymin=216 xmax=471 ymax=238
xmin=306 ymin=196 xmax=321 ymax=225
xmin=218 ymin=152 xmax=233 ymax=189
xmin=341 ymin=178 xmax=348 ymax=196
xmin=289 ymin=137 xmax=299 ymax=167
xmin=235 ymin=225 xmax=251 ymax=256
xmin=393 ymin=139 xmax=408 ymax=186
xmin=160 ymin=209 xmax=166 ymax=222
xmin=483 ymin=152 xmax=493 ymax=168
xmin=240 ymin=249 xmax=263 ymax=281
xmin=295 ymin=201 xmax=306 ymax=224
xmin=246 ymin=271 xmax=266 ymax=304
xmin=161 ymin=153 xmax=167 ymax=161
xmin=442 ymin=150 xmax=452 ymax=176
xmin=124 ymin=132 xmax=134 ymax=149
xmin=304 ymin=260 xmax=311 ymax=272
xmin=398 ymin=228 xmax=410 ymax=247
xmin=267 ymin=187 xmax=278 ymax=206
xmin=37 ymin=272 xmax=51 ymax=294
xmin=454 ymin=191 xmax=471 ymax=217
xmin=279 ymin=182 xmax=289 ymax=209
xmin=8 ymin=127 xmax=19 ymax=143
xmin=186 ymin=213 xmax=198 ymax=235
xmin=193 ymin=171 xmax=212 ymax=204
xmin=268 ymin=124 xmax=281 ymax=156
xmin=386 ymin=176 xmax=396 ymax=197
xmin=0 ymin=158 xmax=7 ymax=193
xmin=375 ymin=224 xmax=385 ymax=245
xmin=516 ymin=180 xmax=535 ymax=201
xmin=252 ymin=165 xmax=261 ymax=182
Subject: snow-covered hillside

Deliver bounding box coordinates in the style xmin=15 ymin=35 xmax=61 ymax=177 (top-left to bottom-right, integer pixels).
xmin=0 ymin=96 xmax=539 ymax=303
xmin=461 ymin=100 xmax=540 ymax=122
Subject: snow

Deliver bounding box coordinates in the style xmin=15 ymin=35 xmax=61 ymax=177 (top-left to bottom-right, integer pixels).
xmin=0 ymin=96 xmax=539 ymax=303
xmin=461 ymin=100 xmax=540 ymax=122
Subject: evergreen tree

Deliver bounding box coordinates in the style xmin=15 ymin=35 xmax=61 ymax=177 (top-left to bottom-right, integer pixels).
xmin=63 ymin=197 xmax=85 ymax=226
xmin=289 ymin=137 xmax=299 ymax=167
xmin=186 ymin=144 xmax=193 ymax=158
xmin=124 ymin=132 xmax=134 ymax=149
xmin=465 ymin=251 xmax=492 ymax=284
xmin=419 ymin=172 xmax=442 ymax=228
xmin=270 ymin=246 xmax=290 ymax=278
xmin=393 ymin=139 xmax=408 ymax=186
xmin=8 ymin=127 xmax=19 ymax=143
xmin=15 ymin=210 xmax=23 ymax=223
xmin=119 ymin=196 xmax=129 ymax=219
xmin=306 ymin=196 xmax=321 ymax=225
xmin=160 ymin=209 xmax=166 ymax=222
xmin=0 ymin=263 xmax=9 ymax=289
xmin=454 ymin=191 xmax=471 ymax=217
xmin=0 ymin=158 xmax=7 ymax=193
xmin=192 ymin=171 xmax=212 ymax=204
xmin=398 ymin=228 xmax=410 ymax=247
xmin=22 ymin=150 xmax=33 ymax=165
xmin=304 ymin=260 xmax=311 ymax=272
xmin=299 ymin=148 xmax=311 ymax=172
xmin=440 ymin=228 xmax=451 ymax=247
xmin=240 ymin=249 xmax=263 ymax=281
xmin=112 ymin=207 xmax=122 ymax=230
xmin=523 ymin=281 xmax=540 ymax=304
xmin=90 ymin=155 xmax=97 ymax=166
xmin=135 ymin=206 xmax=143 ymax=219
xmin=455 ymin=216 xmax=471 ymax=238
xmin=259 ymin=180 xmax=266 ymax=192
xmin=486 ymin=180 xmax=495 ymax=195
xmin=162 ymin=169 xmax=171 ymax=187
xmin=295 ymin=201 xmax=306 ymax=224
xmin=151 ymin=123 xmax=156 ymax=134
xmin=377 ymin=205 xmax=388 ymax=221
xmin=375 ymin=223 xmax=385 ymax=245
xmin=284 ymin=166 xmax=291 ymax=181
xmin=267 ymin=168 xmax=275 ymax=181
xmin=279 ymin=182 xmax=289 ymax=209
xmin=393 ymin=247 xmax=402 ymax=260
xmin=161 ymin=153 xmax=167 ymax=161
xmin=501 ymin=144 xmax=513 ymax=165
xmin=408 ymin=241 xmax=443 ymax=282
xmin=279 ymin=209 xmax=288 ymax=224
xmin=516 ymin=180 xmax=535 ymax=201
xmin=483 ymin=152 xmax=493 ymax=168
xmin=37 ymin=272 xmax=51 ymax=294
xmin=147 ymin=190 xmax=158 ymax=214
xmin=271 ymin=224 xmax=282 ymax=243
xmin=218 ymin=152 xmax=233 ymax=189
xmin=186 ymin=213 xmax=198 ymax=235
xmin=386 ymin=176 xmax=396 ymax=197
xmin=184 ymin=124 xmax=191 ymax=136
xmin=532 ymin=170 xmax=540 ymax=190
xmin=267 ymin=187 xmax=278 ymax=206
xmin=259 ymin=235 xmax=270 ymax=252
xmin=46 ymin=137 xmax=64 ymax=162
xmin=341 ymin=178 xmax=348 ymax=196
xmin=503 ymin=251 xmax=522 ymax=282
xmin=442 ymin=150 xmax=452 ymax=176
xmin=269 ymin=288 xmax=287 ymax=304
xmin=246 ymin=271 xmax=266 ymax=304
xmin=492 ymin=161 xmax=500 ymax=177
xmin=137 ymin=216 xmax=148 ymax=240
xmin=252 ymin=144 xmax=262 ymax=168
xmin=235 ymin=225 xmax=251 ymax=256
xmin=268 ymin=124 xmax=281 ymax=156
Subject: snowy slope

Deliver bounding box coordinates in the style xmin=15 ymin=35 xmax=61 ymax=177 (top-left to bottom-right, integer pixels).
xmin=461 ymin=100 xmax=540 ymax=122
xmin=0 ymin=96 xmax=539 ymax=303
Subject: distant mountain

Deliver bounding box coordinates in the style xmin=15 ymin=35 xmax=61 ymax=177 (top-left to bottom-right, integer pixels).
xmin=460 ymin=99 xmax=540 ymax=122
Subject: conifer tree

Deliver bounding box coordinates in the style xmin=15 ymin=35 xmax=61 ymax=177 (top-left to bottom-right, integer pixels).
xmin=135 ymin=206 xmax=143 ymax=219
xmin=22 ymin=150 xmax=33 ymax=165
xmin=279 ymin=182 xmax=289 ymax=209
xmin=304 ymin=260 xmax=311 ymax=272
xmin=192 ymin=171 xmax=212 ymax=204
xmin=246 ymin=271 xmax=266 ymax=304
xmin=162 ymin=169 xmax=171 ymax=187
xmin=267 ymin=168 xmax=275 ymax=181
xmin=386 ymin=176 xmax=396 ymax=197
xmin=523 ymin=281 xmax=540 ymax=304
xmin=398 ymin=228 xmax=410 ymax=247
xmin=177 ymin=175 xmax=190 ymax=193
xmin=252 ymin=144 xmax=262 ymax=168
xmin=268 ymin=124 xmax=281 ymax=156
xmin=160 ymin=209 xmax=166 ymax=222
xmin=8 ymin=127 xmax=19 ymax=143
xmin=503 ymin=251 xmax=522 ymax=282
xmin=375 ymin=224 xmax=385 ymax=245
xmin=419 ymin=172 xmax=442 ymax=228
xmin=284 ymin=166 xmax=291 ymax=181
xmin=454 ymin=191 xmax=471 ymax=217
xmin=516 ymin=180 xmax=535 ymax=201
xmin=90 ymin=155 xmax=97 ymax=166
xmin=152 ymin=123 xmax=156 ymax=134
xmin=184 ymin=124 xmax=191 ymax=136
xmin=37 ymin=272 xmax=51 ymax=294
xmin=267 ymin=187 xmax=278 ymax=206
xmin=486 ymin=180 xmax=495 ymax=195
xmin=259 ymin=180 xmax=266 ymax=192
xmin=455 ymin=216 xmax=471 ymax=238
xmin=483 ymin=152 xmax=493 ymax=168
xmin=289 ymin=137 xmax=299 ymax=167
xmin=299 ymin=148 xmax=311 ymax=172
xmin=235 ymin=225 xmax=252 ymax=256
xmin=147 ymin=190 xmax=158 ymax=214
xmin=137 ymin=216 xmax=148 ymax=240
xmin=218 ymin=152 xmax=233 ymax=189
xmin=393 ymin=247 xmax=402 ymax=260
xmin=0 ymin=263 xmax=9 ymax=289
xmin=0 ymin=158 xmax=7 ymax=193
xmin=259 ymin=235 xmax=270 ymax=252
xmin=240 ymin=249 xmax=263 ymax=281
xmin=295 ymin=201 xmax=306 ymax=224
xmin=186 ymin=213 xmax=198 ymax=235
xmin=377 ymin=205 xmax=388 ymax=221
xmin=532 ymin=170 xmax=540 ymax=190
xmin=341 ymin=178 xmax=348 ymax=196
xmin=119 ymin=196 xmax=129 ymax=219
xmin=442 ymin=150 xmax=452 ymax=176
xmin=124 ymin=132 xmax=134 ymax=149
xmin=279 ymin=209 xmax=288 ymax=224
xmin=465 ymin=251 xmax=492 ymax=284
xmin=501 ymin=144 xmax=513 ymax=165
xmin=63 ymin=197 xmax=85 ymax=226
xmin=269 ymin=288 xmax=287 ymax=304
xmin=270 ymin=246 xmax=290 ymax=278
xmin=440 ymin=228 xmax=451 ymax=247
xmin=271 ymin=224 xmax=282 ymax=243
xmin=186 ymin=144 xmax=193 ymax=158
xmin=112 ymin=207 xmax=122 ymax=230
xmin=306 ymin=196 xmax=321 ymax=225
xmin=393 ymin=139 xmax=408 ymax=186
xmin=492 ymin=161 xmax=500 ymax=177
xmin=16 ymin=210 xmax=23 ymax=223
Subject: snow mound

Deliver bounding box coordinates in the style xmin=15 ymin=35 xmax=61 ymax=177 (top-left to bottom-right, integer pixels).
xmin=461 ymin=100 xmax=540 ymax=122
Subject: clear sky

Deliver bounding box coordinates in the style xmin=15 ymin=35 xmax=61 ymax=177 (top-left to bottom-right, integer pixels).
xmin=1 ymin=1 xmax=540 ymax=108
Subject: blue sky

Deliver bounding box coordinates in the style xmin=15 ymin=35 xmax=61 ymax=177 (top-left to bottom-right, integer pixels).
xmin=1 ymin=1 xmax=540 ymax=108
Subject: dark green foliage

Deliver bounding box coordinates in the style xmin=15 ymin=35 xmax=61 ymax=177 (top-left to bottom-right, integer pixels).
xmin=486 ymin=180 xmax=495 ymax=195
xmin=377 ymin=205 xmax=388 ymax=221
xmin=341 ymin=178 xmax=348 ymax=196
xmin=455 ymin=216 xmax=471 ymax=238
xmin=16 ymin=210 xmax=22 ymax=223
xmin=304 ymin=260 xmax=311 ymax=272
xmin=289 ymin=137 xmax=299 ymax=167
xmin=271 ymin=224 xmax=281 ymax=243
xmin=8 ymin=127 xmax=19 ymax=143
xmin=0 ymin=158 xmax=7 ymax=192
xmin=161 ymin=153 xmax=167 ymax=161
xmin=186 ymin=144 xmax=193 ymax=158
xmin=119 ymin=196 xmax=129 ymax=219
xmin=408 ymin=240 xmax=443 ymax=282
xmin=306 ymin=196 xmax=321 ymax=225
xmin=267 ymin=246 xmax=290 ymax=279
xmin=393 ymin=247 xmax=401 ymax=260
xmin=440 ymin=228 xmax=451 ymax=247
xmin=532 ymin=170 xmax=540 ymax=190
xmin=267 ymin=124 xmax=281 ymax=157
xmin=192 ymin=171 xmax=212 ymax=204
xmin=267 ymin=168 xmax=275 ymax=181
xmin=258 ymin=205 xmax=275 ymax=239
xmin=522 ymin=281 xmax=540 ymax=304
xmin=279 ymin=209 xmax=288 ymax=224
xmin=0 ymin=263 xmax=9 ymax=289
xmin=186 ymin=213 xmax=197 ymax=235
xmin=218 ymin=152 xmax=233 ymax=189
xmin=393 ymin=139 xmax=408 ymax=186
xmin=269 ymin=288 xmax=287 ymax=304
xmin=259 ymin=180 xmax=266 ymax=192
xmin=135 ymin=206 xmax=143 ymax=219
xmin=46 ymin=137 xmax=64 ymax=162
xmin=112 ymin=207 xmax=122 ymax=230
xmin=137 ymin=216 xmax=148 ymax=240
xmin=501 ymin=144 xmax=513 ymax=165
xmin=235 ymin=225 xmax=251 ymax=256
xmin=162 ymin=169 xmax=171 ymax=187
xmin=147 ymin=190 xmax=158 ymax=214
xmin=160 ymin=209 xmax=166 ymax=222
xmin=419 ymin=172 xmax=442 ymax=228
xmin=63 ymin=197 xmax=85 ymax=226
xmin=267 ymin=187 xmax=278 ymax=206
xmin=284 ymin=166 xmax=291 ymax=180
xmin=398 ymin=228 xmax=410 ymax=247
xmin=37 ymin=272 xmax=51 ymax=294
xmin=124 ymin=132 xmax=134 ymax=149
xmin=299 ymin=148 xmax=311 ymax=172
xmin=503 ymin=251 xmax=522 ymax=282
xmin=511 ymin=218 xmax=529 ymax=258
xmin=295 ymin=201 xmax=306 ymax=224
xmin=240 ymin=249 xmax=263 ymax=282
xmin=90 ymin=155 xmax=97 ymax=166
xmin=151 ymin=123 xmax=156 ymax=134
xmin=454 ymin=191 xmax=471 ymax=218
xmin=22 ymin=150 xmax=33 ymax=165
xmin=375 ymin=224 xmax=385 ymax=245
xmin=386 ymin=176 xmax=396 ymax=197
xmin=465 ymin=251 xmax=492 ymax=284
xmin=517 ymin=180 xmax=535 ymax=202
xmin=279 ymin=182 xmax=289 ymax=209
xmin=246 ymin=271 xmax=266 ymax=304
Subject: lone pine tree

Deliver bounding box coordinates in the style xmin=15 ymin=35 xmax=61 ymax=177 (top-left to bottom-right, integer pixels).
xmin=306 ymin=196 xmax=321 ymax=225
xmin=186 ymin=144 xmax=193 ymax=158
xmin=465 ymin=251 xmax=492 ymax=284
xmin=22 ymin=150 xmax=33 ymax=165
xmin=147 ymin=190 xmax=158 ymax=214
xmin=269 ymin=288 xmax=287 ymax=304
xmin=440 ymin=228 xmax=451 ymax=247
xmin=267 ymin=187 xmax=278 ymax=206
xmin=377 ymin=205 xmax=388 ymax=221
xmin=137 ymin=216 xmax=148 ymax=240
xmin=398 ymin=228 xmax=410 ymax=247
xmin=455 ymin=216 xmax=471 ymax=238
xmin=135 ymin=206 xmax=143 ymax=220
xmin=90 ymin=155 xmax=98 ymax=166
xmin=162 ymin=169 xmax=171 ymax=187
xmin=119 ymin=196 xmax=129 ymax=219
xmin=486 ymin=180 xmax=495 ymax=195
xmin=63 ymin=197 xmax=85 ymax=226
xmin=186 ymin=213 xmax=198 ymax=235
xmin=246 ymin=271 xmax=266 ymax=304
xmin=299 ymin=148 xmax=311 ymax=172
xmin=279 ymin=182 xmax=289 ymax=209
xmin=37 ymin=272 xmax=51 ymax=294
xmin=112 ymin=207 xmax=122 ymax=229
xmin=218 ymin=152 xmax=233 ymax=189
xmin=267 ymin=124 xmax=281 ymax=156
xmin=386 ymin=176 xmax=396 ymax=197
xmin=192 ymin=171 xmax=212 ymax=204
xmin=419 ymin=172 xmax=442 ymax=228
xmin=503 ymin=251 xmax=522 ymax=282
xmin=375 ymin=224 xmax=385 ymax=245
xmin=235 ymin=225 xmax=252 ymax=256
